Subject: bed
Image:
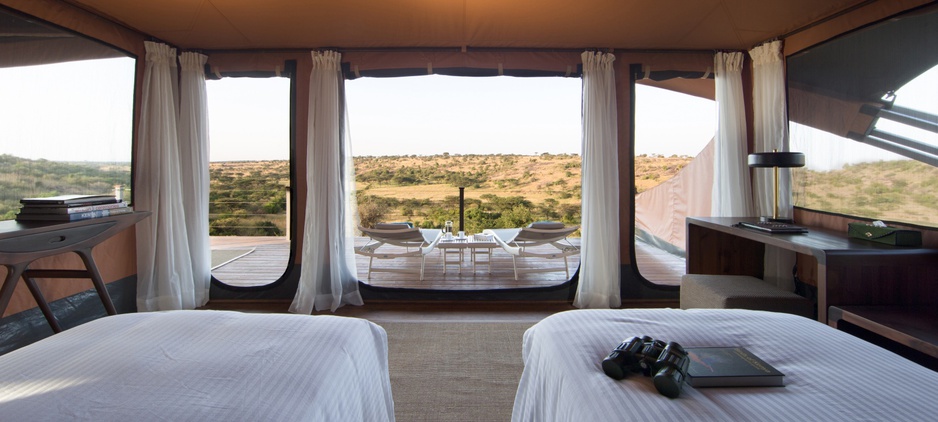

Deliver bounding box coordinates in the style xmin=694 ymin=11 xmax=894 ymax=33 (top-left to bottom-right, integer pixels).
xmin=512 ymin=308 xmax=938 ymax=421
xmin=0 ymin=310 xmax=395 ymax=421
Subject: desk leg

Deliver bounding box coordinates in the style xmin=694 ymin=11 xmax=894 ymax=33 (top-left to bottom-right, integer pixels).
xmin=21 ymin=275 xmax=63 ymax=333
xmin=0 ymin=263 xmax=28 ymax=320
xmin=2 ymin=263 xmax=65 ymax=334
xmin=75 ymin=248 xmax=117 ymax=316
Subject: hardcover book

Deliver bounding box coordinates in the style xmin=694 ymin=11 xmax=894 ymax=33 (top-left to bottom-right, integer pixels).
xmin=15 ymin=205 xmax=133 ymax=222
xmin=686 ymin=347 xmax=784 ymax=388
xmin=18 ymin=201 xmax=128 ymax=214
xmin=20 ymin=194 xmax=119 ymax=206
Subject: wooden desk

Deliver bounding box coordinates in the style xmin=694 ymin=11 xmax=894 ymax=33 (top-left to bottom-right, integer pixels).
xmin=0 ymin=211 xmax=150 ymax=332
xmin=686 ymin=217 xmax=938 ymax=324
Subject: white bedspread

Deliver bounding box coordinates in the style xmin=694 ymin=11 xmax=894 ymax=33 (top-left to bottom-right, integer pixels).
xmin=0 ymin=310 xmax=394 ymax=421
xmin=512 ymin=308 xmax=938 ymax=422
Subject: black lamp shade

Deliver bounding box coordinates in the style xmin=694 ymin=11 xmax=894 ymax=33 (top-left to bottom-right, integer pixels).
xmin=748 ymin=152 xmax=805 ymax=168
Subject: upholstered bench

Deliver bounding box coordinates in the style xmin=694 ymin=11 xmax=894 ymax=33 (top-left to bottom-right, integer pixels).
xmin=680 ymin=274 xmax=815 ymax=318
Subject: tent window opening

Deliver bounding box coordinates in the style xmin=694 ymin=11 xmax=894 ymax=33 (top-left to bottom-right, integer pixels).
xmin=0 ymin=7 xmax=134 ymax=222
xmin=345 ymin=74 xmax=582 ymax=291
xmin=633 ymin=82 xmax=715 ymax=287
xmin=788 ymin=4 xmax=938 ymax=228
xmin=207 ymin=76 xmax=293 ymax=288
xmin=853 ymin=66 xmax=938 ymax=167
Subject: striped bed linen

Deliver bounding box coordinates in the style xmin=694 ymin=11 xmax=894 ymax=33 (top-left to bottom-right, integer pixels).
xmin=512 ymin=308 xmax=938 ymax=422
xmin=0 ymin=310 xmax=394 ymax=421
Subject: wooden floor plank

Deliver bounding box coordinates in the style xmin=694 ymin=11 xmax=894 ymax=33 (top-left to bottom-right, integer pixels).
xmin=211 ymin=236 xmax=685 ymax=289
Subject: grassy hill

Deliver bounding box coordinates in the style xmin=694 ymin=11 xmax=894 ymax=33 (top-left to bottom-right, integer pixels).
xmin=793 ymin=159 xmax=938 ymax=227
xmin=4 ymin=153 xmax=935 ymax=232
xmin=0 ymin=154 xmax=130 ymax=220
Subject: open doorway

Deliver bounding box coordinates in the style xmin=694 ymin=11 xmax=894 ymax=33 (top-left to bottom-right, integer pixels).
xmin=346 ymin=75 xmax=582 ymax=290
xmin=207 ymin=76 xmax=292 ymax=288
xmin=633 ymin=84 xmax=715 ymax=286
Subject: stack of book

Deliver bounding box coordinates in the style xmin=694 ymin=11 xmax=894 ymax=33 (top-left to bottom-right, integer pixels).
xmin=16 ymin=194 xmax=132 ymax=222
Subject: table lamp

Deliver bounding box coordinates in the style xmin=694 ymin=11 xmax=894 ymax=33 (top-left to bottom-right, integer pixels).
xmin=748 ymin=150 xmax=805 ymax=223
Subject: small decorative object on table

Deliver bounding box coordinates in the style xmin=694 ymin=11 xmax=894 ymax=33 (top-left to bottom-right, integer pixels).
xmin=847 ymin=220 xmax=922 ymax=247
xmin=444 ymin=220 xmax=454 ymax=240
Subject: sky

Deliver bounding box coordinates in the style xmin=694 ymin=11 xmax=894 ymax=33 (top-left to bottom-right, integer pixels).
xmin=2 ymin=58 xmax=934 ymax=165
xmin=345 ymin=75 xmax=583 ymax=157
xmin=0 ymin=58 xmax=715 ymax=163
xmin=0 ymin=57 xmax=135 ymax=162
xmin=206 ymin=74 xmax=717 ymax=161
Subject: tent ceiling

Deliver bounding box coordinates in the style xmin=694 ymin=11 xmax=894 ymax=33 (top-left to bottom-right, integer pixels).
xmin=63 ymin=0 xmax=868 ymax=51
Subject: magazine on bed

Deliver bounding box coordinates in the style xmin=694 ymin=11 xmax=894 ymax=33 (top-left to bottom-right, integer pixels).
xmin=686 ymin=347 xmax=784 ymax=387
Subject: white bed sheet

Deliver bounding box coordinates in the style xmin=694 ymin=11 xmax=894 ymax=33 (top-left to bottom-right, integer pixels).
xmin=512 ymin=308 xmax=938 ymax=422
xmin=0 ymin=310 xmax=394 ymax=421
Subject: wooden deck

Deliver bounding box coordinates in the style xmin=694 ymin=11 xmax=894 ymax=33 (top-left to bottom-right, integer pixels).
xmin=210 ymin=236 xmax=683 ymax=289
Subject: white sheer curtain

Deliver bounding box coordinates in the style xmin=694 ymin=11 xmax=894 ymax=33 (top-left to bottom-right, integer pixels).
xmin=177 ymin=51 xmax=211 ymax=306
xmin=135 ymin=41 xmax=199 ymax=311
xmin=712 ymin=51 xmax=754 ymax=217
xmin=750 ymin=40 xmax=792 ymax=218
xmin=290 ymin=50 xmax=363 ymax=313
xmin=574 ymin=51 xmax=621 ymax=309
xmin=750 ymin=40 xmax=797 ymax=290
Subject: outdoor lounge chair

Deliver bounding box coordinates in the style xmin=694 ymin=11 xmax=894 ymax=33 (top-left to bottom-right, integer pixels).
xmin=483 ymin=222 xmax=580 ymax=280
xmin=357 ymin=224 xmax=442 ymax=281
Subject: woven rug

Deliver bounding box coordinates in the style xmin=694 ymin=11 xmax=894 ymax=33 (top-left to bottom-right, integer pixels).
xmin=382 ymin=321 xmax=535 ymax=422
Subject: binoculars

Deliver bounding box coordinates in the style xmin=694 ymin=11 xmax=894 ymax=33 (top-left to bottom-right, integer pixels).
xmin=601 ymin=335 xmax=690 ymax=398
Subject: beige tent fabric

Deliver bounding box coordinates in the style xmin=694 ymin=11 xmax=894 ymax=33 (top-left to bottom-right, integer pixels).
xmin=635 ymin=139 xmax=714 ymax=252
xmin=24 ymin=0 xmax=915 ymax=52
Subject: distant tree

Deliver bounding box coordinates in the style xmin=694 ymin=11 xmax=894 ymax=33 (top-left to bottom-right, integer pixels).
xmin=357 ymin=195 xmax=388 ymax=228
xmin=495 ymin=205 xmax=533 ymax=228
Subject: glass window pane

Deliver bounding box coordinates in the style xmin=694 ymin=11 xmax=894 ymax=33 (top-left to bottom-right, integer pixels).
xmin=0 ymin=17 xmax=135 ymax=221
xmin=788 ymin=6 xmax=938 ymax=228
xmin=346 ymin=75 xmax=582 ymax=290
xmin=634 ymin=84 xmax=715 ymax=286
xmin=208 ymin=77 xmax=291 ymax=287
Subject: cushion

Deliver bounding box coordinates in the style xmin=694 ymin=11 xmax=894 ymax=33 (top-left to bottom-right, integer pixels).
xmin=528 ymin=221 xmax=565 ymax=230
xmin=680 ymin=274 xmax=815 ymax=319
xmin=375 ymin=222 xmax=414 ymax=230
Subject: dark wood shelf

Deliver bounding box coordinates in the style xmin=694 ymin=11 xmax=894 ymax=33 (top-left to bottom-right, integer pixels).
xmin=830 ymin=305 xmax=938 ymax=359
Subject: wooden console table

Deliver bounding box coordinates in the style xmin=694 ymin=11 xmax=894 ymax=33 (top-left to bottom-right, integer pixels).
xmin=686 ymin=217 xmax=938 ymax=324
xmin=0 ymin=211 xmax=150 ymax=332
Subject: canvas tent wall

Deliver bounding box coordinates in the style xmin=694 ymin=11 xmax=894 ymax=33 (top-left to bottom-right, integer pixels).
xmin=0 ymin=0 xmax=934 ymax=317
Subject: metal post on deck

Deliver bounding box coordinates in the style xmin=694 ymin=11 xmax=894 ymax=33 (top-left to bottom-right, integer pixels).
xmin=285 ymin=186 xmax=291 ymax=241
xmin=459 ymin=186 xmax=465 ymax=232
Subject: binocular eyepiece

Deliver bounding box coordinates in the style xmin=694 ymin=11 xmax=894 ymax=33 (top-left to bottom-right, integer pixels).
xmin=601 ymin=336 xmax=690 ymax=398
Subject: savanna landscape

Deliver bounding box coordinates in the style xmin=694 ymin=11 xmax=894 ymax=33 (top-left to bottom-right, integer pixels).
xmin=3 ymin=153 xmax=937 ymax=232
